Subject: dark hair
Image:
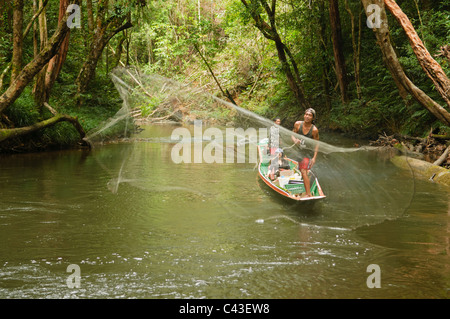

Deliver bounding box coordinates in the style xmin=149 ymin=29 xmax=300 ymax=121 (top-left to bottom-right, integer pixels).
xmin=305 ymin=108 xmax=317 ymax=125
xmin=305 ymin=108 xmax=316 ymax=120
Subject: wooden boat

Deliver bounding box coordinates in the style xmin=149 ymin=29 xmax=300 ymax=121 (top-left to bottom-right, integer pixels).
xmin=257 ymin=138 xmax=326 ymax=202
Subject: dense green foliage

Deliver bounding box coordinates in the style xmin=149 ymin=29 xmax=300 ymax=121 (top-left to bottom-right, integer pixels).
xmin=124 ymin=0 xmax=450 ymax=138
xmin=0 ymin=0 xmax=449 ymax=152
xmin=0 ymin=0 xmax=124 ymax=151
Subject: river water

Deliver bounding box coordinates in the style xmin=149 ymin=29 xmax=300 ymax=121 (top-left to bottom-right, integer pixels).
xmin=0 ymin=124 xmax=448 ymax=299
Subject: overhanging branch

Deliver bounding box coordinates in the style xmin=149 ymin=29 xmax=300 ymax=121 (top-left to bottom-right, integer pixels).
xmin=0 ymin=112 xmax=87 ymax=145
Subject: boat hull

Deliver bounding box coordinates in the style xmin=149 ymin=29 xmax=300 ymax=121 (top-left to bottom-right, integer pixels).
xmin=257 ymin=141 xmax=326 ymax=202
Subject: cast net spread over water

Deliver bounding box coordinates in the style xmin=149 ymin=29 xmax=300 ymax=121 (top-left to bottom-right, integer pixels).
xmin=86 ymin=66 xmax=416 ymax=230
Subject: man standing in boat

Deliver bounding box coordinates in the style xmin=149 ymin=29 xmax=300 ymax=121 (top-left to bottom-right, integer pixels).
xmin=291 ymin=108 xmax=319 ymax=197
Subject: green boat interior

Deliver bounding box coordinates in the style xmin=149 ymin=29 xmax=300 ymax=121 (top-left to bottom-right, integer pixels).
xmin=259 ymin=147 xmax=319 ymax=197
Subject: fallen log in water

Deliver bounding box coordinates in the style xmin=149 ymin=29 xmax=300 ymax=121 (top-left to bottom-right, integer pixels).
xmin=391 ymin=156 xmax=450 ymax=187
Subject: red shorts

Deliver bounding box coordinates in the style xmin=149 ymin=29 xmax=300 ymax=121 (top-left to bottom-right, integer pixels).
xmin=299 ymin=158 xmax=310 ymax=170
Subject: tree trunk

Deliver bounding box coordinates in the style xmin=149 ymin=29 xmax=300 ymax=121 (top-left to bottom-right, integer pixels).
xmin=11 ymin=0 xmax=24 ymax=82
xmin=384 ymin=0 xmax=450 ymax=108
xmin=24 ymin=0 xmax=49 ymax=40
xmin=148 ymin=38 xmax=155 ymax=65
xmin=240 ymin=0 xmax=310 ymax=109
xmin=0 ymin=0 xmax=80 ymax=114
xmin=0 ymin=0 xmax=86 ymax=146
xmin=0 ymin=3 xmax=13 ymax=91
xmin=0 ymin=65 xmax=10 ymax=93
xmin=125 ymin=29 xmax=131 ymax=66
xmin=198 ymin=0 xmax=201 ymax=31
xmin=193 ymin=43 xmax=237 ymax=105
xmin=108 ymin=36 xmax=126 ymax=69
xmin=329 ymin=0 xmax=349 ymax=103
xmin=32 ymin=0 xmax=39 ymax=58
xmin=356 ymin=7 xmax=363 ymax=99
xmin=75 ymin=22 xmax=132 ymax=98
xmin=75 ymin=0 xmax=132 ymax=102
xmin=318 ymin=0 xmax=332 ymax=112
xmin=361 ymin=0 xmax=450 ymax=126
xmin=33 ymin=0 xmax=48 ymax=111
xmin=44 ymin=0 xmax=71 ymax=102
xmin=86 ymin=0 xmax=94 ymax=33
xmin=277 ymin=39 xmax=309 ymax=109
xmin=344 ymin=0 xmax=362 ymax=99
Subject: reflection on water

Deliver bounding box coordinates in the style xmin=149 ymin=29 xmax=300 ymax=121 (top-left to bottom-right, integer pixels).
xmin=0 ymin=125 xmax=448 ymax=299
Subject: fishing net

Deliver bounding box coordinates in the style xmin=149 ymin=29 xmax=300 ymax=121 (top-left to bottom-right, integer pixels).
xmin=85 ymin=66 xmax=416 ymax=230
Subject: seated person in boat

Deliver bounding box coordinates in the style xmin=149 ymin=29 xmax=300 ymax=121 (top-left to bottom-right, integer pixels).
xmin=267 ymin=148 xmax=291 ymax=180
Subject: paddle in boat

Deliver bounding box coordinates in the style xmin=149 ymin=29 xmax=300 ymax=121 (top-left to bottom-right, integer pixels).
xmin=257 ymin=138 xmax=326 ymax=202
